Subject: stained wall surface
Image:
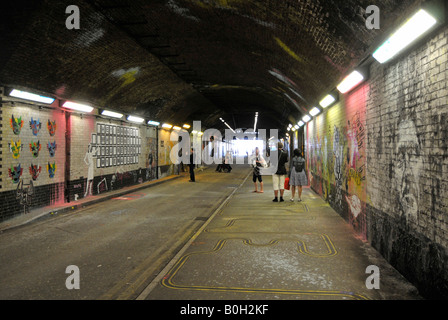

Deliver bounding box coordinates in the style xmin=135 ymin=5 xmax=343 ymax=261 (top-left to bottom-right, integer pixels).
xmin=305 ymin=25 xmax=448 ymax=298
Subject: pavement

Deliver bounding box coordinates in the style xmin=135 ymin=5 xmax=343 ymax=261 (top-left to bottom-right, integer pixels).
xmin=0 ymin=165 xmax=421 ymax=300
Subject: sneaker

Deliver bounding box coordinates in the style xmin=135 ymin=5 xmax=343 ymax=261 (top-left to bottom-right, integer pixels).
xmin=272 ymin=198 xmax=278 ymax=202
xmin=290 ymin=199 xmax=294 ymax=202
xmin=298 ymin=198 xmax=302 ymax=202
xmin=280 ymin=197 xmax=284 ymax=202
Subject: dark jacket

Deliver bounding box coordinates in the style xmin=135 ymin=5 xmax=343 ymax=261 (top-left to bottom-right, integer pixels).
xmin=275 ymin=149 xmax=288 ymax=175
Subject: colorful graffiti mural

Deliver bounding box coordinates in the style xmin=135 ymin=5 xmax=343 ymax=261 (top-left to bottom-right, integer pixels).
xmin=306 ymin=85 xmax=369 ymax=239
xmin=9 ymin=140 xmax=22 ymax=159
xmin=8 ymin=164 xmax=23 ymax=184
xmin=29 ymin=118 xmax=42 ymax=136
xmin=29 ymin=141 xmax=41 ymax=158
xmin=47 ymin=141 xmax=57 ymax=157
xmin=10 ymin=114 xmax=23 ymax=135
xmin=47 ymin=119 xmax=57 ymax=136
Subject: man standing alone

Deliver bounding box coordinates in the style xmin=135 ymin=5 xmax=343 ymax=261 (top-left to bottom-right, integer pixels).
xmin=272 ymin=142 xmax=288 ymax=202
xmin=189 ymin=148 xmax=196 ymax=182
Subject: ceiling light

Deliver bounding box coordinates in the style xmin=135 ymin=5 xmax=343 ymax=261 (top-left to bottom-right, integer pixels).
xmin=148 ymin=120 xmax=160 ymax=126
xmin=310 ymin=107 xmax=321 ymax=117
xmin=62 ymin=101 xmax=94 ymax=113
xmin=337 ymin=71 xmax=364 ymax=94
xmin=302 ymin=115 xmax=311 ymax=123
xmin=162 ymin=123 xmax=173 ymax=129
xmin=291 ymin=126 xmax=296 ymax=132
xmin=127 ymin=115 xmax=144 ymax=123
xmin=173 ymin=126 xmax=181 ymax=131
xmin=9 ymin=89 xmax=55 ymax=104
xmin=373 ymin=9 xmax=437 ymax=64
xmin=294 ymin=125 xmax=299 ymax=130
xmin=101 ymin=110 xmax=123 ymax=119
xmin=183 ymin=124 xmax=191 ymax=129
xmin=192 ymin=130 xmax=198 ymax=134
xmin=319 ymin=95 xmax=336 ymax=108
xmin=298 ymin=121 xmax=305 ymax=127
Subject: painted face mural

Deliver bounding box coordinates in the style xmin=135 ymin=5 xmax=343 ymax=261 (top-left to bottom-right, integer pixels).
xmin=47 ymin=162 xmax=57 ymax=178
xmin=29 ymin=164 xmax=42 ymax=181
xmin=29 ymin=118 xmax=42 ymax=136
xmin=8 ymin=164 xmax=23 ymax=184
xmin=47 ymin=141 xmax=57 ymax=157
xmin=9 ymin=140 xmax=22 ymax=159
xmin=47 ymin=119 xmax=57 ymax=136
xmin=10 ymin=114 xmax=24 ymax=135
xmin=29 ymin=141 xmax=41 ymax=158
xmin=394 ymin=119 xmax=423 ymax=221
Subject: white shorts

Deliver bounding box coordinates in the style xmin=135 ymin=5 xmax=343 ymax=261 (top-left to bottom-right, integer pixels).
xmin=272 ymin=174 xmax=286 ymax=191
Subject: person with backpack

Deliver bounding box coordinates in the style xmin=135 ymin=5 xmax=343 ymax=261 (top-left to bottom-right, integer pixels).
xmin=289 ymin=148 xmax=307 ymax=202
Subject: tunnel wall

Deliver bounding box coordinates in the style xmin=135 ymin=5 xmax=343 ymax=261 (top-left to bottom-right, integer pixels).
xmin=0 ymin=90 xmax=178 ymax=223
xmin=305 ymin=25 xmax=448 ymax=298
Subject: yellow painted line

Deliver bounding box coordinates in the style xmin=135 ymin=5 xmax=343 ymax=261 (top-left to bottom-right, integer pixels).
xmin=274 ymin=37 xmax=304 ymax=63
xmin=161 ymin=237 xmax=369 ymax=300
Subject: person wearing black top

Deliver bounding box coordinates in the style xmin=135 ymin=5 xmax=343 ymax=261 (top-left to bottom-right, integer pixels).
xmin=272 ymin=142 xmax=288 ymax=202
xmin=189 ymin=148 xmax=195 ymax=182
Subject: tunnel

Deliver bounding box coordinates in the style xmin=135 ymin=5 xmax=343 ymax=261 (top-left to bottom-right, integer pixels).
xmin=0 ymin=0 xmax=447 ymax=306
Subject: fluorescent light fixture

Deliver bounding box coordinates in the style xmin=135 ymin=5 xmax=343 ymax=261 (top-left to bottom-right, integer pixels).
xmin=294 ymin=125 xmax=299 ymax=130
xmin=62 ymin=101 xmax=94 ymax=113
xmin=173 ymin=126 xmax=182 ymax=131
xmin=254 ymin=112 xmax=259 ymax=132
xmin=10 ymin=89 xmax=55 ymax=104
xmin=162 ymin=123 xmax=173 ymax=129
xmin=373 ymin=9 xmax=437 ymax=64
xmin=127 ymin=115 xmax=144 ymax=123
xmin=192 ymin=130 xmax=198 ymax=134
xmin=337 ymin=71 xmax=364 ymax=94
xmin=319 ymin=95 xmax=336 ymax=108
xmin=287 ymin=127 xmax=291 ymax=131
xmin=198 ymin=132 xmax=204 ymax=136
xmin=183 ymin=124 xmax=191 ymax=129
xmin=101 ymin=110 xmax=123 ymax=119
xmin=291 ymin=126 xmax=296 ymax=132
xmin=302 ymin=115 xmax=311 ymax=123
xmin=298 ymin=121 xmax=305 ymax=127
xmin=148 ymin=120 xmax=160 ymax=126
xmin=310 ymin=107 xmax=321 ymax=117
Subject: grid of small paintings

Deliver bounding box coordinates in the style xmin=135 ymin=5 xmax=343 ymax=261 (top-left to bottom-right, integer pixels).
xmin=91 ymin=123 xmax=142 ymax=168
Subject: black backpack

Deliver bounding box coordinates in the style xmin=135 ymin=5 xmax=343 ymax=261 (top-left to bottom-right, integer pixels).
xmin=294 ymin=157 xmax=304 ymax=172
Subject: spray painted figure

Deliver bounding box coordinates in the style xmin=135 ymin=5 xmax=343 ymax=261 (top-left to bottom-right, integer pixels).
xmin=47 ymin=141 xmax=57 ymax=157
xmin=47 ymin=119 xmax=57 ymax=136
xmin=29 ymin=118 xmax=42 ymax=136
xmin=29 ymin=163 xmax=42 ymax=181
xmin=84 ymin=144 xmax=96 ymax=197
xmin=29 ymin=141 xmax=41 ymax=158
xmin=10 ymin=114 xmax=24 ymax=135
xmin=9 ymin=140 xmax=22 ymax=159
xmin=47 ymin=162 xmax=57 ymax=178
xmin=8 ymin=164 xmax=23 ymax=184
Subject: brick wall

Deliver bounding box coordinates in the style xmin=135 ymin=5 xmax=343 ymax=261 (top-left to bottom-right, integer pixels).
xmin=0 ymin=88 xmax=172 ymax=222
xmin=305 ymin=25 xmax=448 ymax=298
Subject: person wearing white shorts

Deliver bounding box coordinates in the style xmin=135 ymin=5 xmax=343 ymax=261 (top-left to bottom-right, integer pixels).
xmin=272 ymin=142 xmax=288 ymax=202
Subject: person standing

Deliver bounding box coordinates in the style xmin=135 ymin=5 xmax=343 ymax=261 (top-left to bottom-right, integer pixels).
xmin=251 ymin=147 xmax=266 ymax=193
xmin=289 ymin=149 xmax=307 ymax=202
xmin=272 ymin=142 xmax=288 ymax=202
xmin=189 ymin=148 xmax=195 ymax=182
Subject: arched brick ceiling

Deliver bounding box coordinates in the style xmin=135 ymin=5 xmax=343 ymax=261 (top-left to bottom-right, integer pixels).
xmin=0 ymin=0 xmax=421 ymax=133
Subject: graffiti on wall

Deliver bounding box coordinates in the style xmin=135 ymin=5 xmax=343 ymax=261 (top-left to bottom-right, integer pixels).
xmin=9 ymin=140 xmax=22 ymax=159
xmin=29 ymin=141 xmax=41 ymax=158
xmin=10 ymin=114 xmax=23 ymax=135
xmin=306 ymin=86 xmax=369 ymax=239
xmin=47 ymin=119 xmax=57 ymax=136
xmin=29 ymin=118 xmax=42 ymax=136
xmin=47 ymin=141 xmax=57 ymax=157
xmin=8 ymin=164 xmax=23 ymax=184
xmin=393 ymin=117 xmax=423 ymax=222
xmin=47 ymin=162 xmax=56 ymax=178
xmin=29 ymin=164 xmax=42 ymax=181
